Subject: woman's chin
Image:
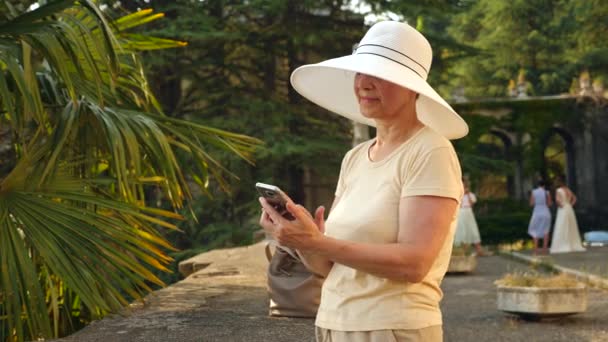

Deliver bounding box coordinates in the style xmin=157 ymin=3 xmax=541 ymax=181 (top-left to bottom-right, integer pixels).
xmin=359 ymin=107 xmax=378 ymax=119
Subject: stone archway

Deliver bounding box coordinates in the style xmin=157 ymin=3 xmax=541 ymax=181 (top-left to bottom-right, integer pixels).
xmin=454 ymin=95 xmax=608 ymax=228
xmin=475 ymin=129 xmax=513 ymax=198
xmin=489 ymin=129 xmax=515 ymax=197
xmin=541 ymin=127 xmax=576 ymax=190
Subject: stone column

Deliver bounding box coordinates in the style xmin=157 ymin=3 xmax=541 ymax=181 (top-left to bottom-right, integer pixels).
xmin=515 ymin=132 xmax=532 ymax=200
xmin=577 ymin=110 xmax=597 ymax=206
xmin=352 ymin=122 xmax=370 ymax=147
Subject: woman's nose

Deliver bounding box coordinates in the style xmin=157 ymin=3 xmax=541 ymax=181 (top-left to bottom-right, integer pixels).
xmin=355 ymin=73 xmax=375 ymax=89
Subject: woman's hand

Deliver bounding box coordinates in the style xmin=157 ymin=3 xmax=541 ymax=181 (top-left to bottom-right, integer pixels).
xmin=258 ymin=196 xmax=325 ymax=251
xmin=313 ymin=205 xmax=326 ymax=234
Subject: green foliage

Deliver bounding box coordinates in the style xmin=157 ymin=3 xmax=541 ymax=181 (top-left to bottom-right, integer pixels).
xmin=108 ymin=0 xmax=603 ymax=280
xmin=453 ymin=113 xmax=513 ymax=178
xmin=0 ymin=2 xmax=259 ymax=341
xmin=475 ymin=198 xmax=531 ymax=245
xmin=99 ymin=0 xmax=363 ymax=262
xmin=0 ymin=1 xmax=604 ymax=339
xmin=447 ymin=0 xmax=608 ymax=98
xmin=101 ymin=0 xmax=484 ymax=273
xmin=106 ymin=0 xmax=607 ymax=263
xmin=477 ymin=212 xmax=531 ymax=245
xmin=364 ymin=0 xmax=479 ymax=98
xmin=562 ymin=0 xmax=608 ymax=80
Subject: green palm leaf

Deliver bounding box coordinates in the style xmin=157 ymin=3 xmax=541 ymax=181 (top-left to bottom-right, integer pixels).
xmin=0 ymin=2 xmax=261 ymax=341
xmin=1 ymin=162 xmax=180 ymax=339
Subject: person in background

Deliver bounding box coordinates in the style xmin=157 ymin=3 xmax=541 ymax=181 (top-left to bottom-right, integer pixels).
xmin=259 ymin=21 xmax=468 ymax=342
xmin=454 ymin=179 xmax=485 ymax=255
xmin=550 ymin=175 xmax=586 ymax=253
xmin=527 ymin=179 xmax=553 ymax=255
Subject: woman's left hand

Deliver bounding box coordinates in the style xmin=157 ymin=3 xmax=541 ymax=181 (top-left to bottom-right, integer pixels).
xmin=258 ymin=196 xmax=324 ymax=251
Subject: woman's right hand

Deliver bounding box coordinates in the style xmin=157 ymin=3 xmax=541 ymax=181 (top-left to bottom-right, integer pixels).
xmin=259 ymin=197 xmax=325 ymax=251
xmin=314 ymin=206 xmax=326 ymax=234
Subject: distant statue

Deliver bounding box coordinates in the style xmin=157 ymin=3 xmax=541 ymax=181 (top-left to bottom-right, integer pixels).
xmin=592 ymin=78 xmax=606 ymax=98
xmin=507 ymin=79 xmax=517 ymax=97
xmin=517 ymin=83 xmax=528 ymax=98
xmin=579 ymin=71 xmax=593 ymax=97
xmin=452 ymin=85 xmax=467 ymax=103
xmin=516 ymin=70 xmax=531 ymax=98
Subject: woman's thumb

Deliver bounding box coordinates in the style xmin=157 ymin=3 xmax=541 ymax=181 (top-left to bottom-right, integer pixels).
xmin=314 ymin=206 xmax=326 ymax=233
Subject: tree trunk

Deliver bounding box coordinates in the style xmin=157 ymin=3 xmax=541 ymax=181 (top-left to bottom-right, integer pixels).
xmin=285 ymin=0 xmax=305 ymax=203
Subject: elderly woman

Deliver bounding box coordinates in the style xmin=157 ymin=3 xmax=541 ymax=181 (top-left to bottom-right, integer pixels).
xmin=259 ymin=21 xmax=467 ymax=342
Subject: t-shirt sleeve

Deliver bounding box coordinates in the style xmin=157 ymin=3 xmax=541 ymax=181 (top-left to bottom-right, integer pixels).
xmin=400 ymin=146 xmax=463 ymax=201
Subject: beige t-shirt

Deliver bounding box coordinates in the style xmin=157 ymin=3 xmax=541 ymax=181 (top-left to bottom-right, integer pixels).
xmin=315 ymin=126 xmax=463 ymax=331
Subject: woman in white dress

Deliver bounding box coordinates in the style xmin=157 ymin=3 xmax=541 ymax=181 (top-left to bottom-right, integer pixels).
xmin=454 ymin=180 xmax=484 ymax=255
xmin=550 ymin=176 xmax=586 ymax=253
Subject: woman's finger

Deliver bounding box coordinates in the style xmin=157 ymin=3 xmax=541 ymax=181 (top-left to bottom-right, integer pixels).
xmin=258 ymin=197 xmax=284 ymax=224
xmin=286 ymin=202 xmax=315 ymax=226
xmin=314 ymin=206 xmax=326 ymax=233
xmin=295 ymin=204 xmax=314 ymax=219
xmin=259 ymin=209 xmax=274 ymax=231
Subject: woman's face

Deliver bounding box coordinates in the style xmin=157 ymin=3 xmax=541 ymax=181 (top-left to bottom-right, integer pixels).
xmin=354 ymin=73 xmax=417 ymax=120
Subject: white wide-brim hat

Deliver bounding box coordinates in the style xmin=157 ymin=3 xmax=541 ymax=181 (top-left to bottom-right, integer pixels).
xmin=290 ymin=21 xmax=468 ymax=140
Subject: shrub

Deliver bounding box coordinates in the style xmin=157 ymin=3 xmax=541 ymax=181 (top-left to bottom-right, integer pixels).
xmin=470 ymin=198 xmax=531 ymax=245
xmin=477 ymin=212 xmax=530 ymax=245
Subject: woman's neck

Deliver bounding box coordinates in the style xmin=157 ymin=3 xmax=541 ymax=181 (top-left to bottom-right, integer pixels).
xmin=374 ymin=118 xmax=424 ymax=147
xmin=368 ymin=121 xmax=424 ymax=162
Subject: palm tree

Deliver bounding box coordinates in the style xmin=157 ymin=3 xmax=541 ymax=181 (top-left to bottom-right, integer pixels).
xmin=0 ymin=1 xmax=260 ymax=340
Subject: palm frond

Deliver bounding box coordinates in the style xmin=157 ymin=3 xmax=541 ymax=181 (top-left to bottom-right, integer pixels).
xmin=1 ymin=147 xmax=182 ymax=340
xmin=0 ymin=2 xmax=261 ymax=341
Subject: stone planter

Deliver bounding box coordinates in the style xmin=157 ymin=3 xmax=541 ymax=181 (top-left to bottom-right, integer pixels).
xmin=496 ymin=284 xmax=587 ymax=320
xmin=447 ymin=255 xmax=477 ymax=273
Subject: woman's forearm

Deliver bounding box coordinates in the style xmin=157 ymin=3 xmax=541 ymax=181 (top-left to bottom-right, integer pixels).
xmin=297 ymin=250 xmax=333 ymax=277
xmin=311 ymin=236 xmax=434 ymax=283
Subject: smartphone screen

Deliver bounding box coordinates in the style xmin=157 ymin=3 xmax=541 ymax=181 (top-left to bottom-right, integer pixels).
xmin=255 ymin=182 xmax=295 ymax=220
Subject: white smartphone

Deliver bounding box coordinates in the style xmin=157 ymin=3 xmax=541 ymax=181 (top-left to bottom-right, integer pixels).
xmin=255 ymin=182 xmax=294 ymax=220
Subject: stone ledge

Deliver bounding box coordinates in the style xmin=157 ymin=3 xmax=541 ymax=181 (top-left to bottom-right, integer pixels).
xmin=178 ymin=241 xmax=268 ymax=279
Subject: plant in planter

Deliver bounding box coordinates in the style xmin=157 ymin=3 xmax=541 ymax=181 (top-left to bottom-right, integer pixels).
xmin=448 ymin=244 xmax=477 ymax=273
xmin=495 ymin=272 xmax=587 ymax=320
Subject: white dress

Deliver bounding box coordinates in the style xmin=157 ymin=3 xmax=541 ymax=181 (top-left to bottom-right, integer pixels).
xmin=550 ymin=188 xmax=586 ymax=253
xmin=527 ymin=187 xmax=552 ymax=238
xmin=454 ymin=192 xmax=481 ymax=245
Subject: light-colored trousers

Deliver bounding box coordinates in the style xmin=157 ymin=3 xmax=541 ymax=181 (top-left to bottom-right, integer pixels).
xmin=315 ymin=325 xmax=443 ymax=342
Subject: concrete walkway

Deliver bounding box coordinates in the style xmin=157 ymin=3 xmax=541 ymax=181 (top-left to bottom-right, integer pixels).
xmin=53 ymin=243 xmax=608 ymax=342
